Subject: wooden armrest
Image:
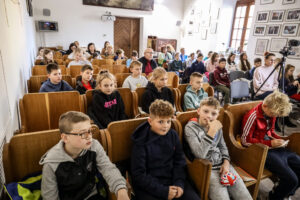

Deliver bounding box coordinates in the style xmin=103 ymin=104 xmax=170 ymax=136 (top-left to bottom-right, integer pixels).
xmin=287 ymin=133 xmax=300 ymax=155
xmin=187 ymin=158 xmax=212 ymax=200
xmin=230 ymin=143 xmax=268 ymax=179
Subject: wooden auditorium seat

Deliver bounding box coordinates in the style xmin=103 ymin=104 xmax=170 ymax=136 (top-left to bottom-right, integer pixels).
xmin=67 ymin=65 xmax=99 ymax=78
xmin=19 ymin=91 xmax=85 ymax=132
xmin=175 ymin=83 xmax=214 ymax=112
xmin=32 ymin=65 xmax=66 ymax=75
xmin=113 ymin=65 xmax=129 ymax=74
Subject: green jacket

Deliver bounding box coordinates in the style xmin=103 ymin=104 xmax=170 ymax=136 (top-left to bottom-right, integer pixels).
xmin=183 ymin=85 xmax=208 ymax=111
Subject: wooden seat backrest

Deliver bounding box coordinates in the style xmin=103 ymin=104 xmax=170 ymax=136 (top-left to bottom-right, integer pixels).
xmin=54 ymin=51 xmax=62 ymax=59
xmin=105 ymin=59 xmax=115 ymax=65
xmin=20 ymin=91 xmax=84 ymax=132
xmin=176 ymin=83 xmax=214 ymax=112
xmin=85 ymin=88 xmax=137 ymax=118
xmin=32 ymin=65 xmax=66 ymax=75
xmin=54 ymin=59 xmax=64 ymax=65
xmin=99 ymin=65 xmax=114 ymax=74
xmin=3 ymin=127 xmax=102 ymax=183
xmin=115 ymin=73 xmax=131 ymax=87
xmin=62 ymin=54 xmax=68 ymax=61
xmin=167 ymin=72 xmax=179 ymax=88
xmin=113 ymin=65 xmax=129 ymax=74
xmin=28 ymin=75 xmax=73 ymax=93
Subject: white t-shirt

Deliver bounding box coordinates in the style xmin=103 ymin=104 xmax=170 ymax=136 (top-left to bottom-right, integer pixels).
xmin=122 ymin=75 xmax=148 ymax=91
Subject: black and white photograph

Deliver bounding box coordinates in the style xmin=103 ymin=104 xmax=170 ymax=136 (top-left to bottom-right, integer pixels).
xmin=256 ymin=11 xmax=269 ymax=23
xmin=286 ymin=9 xmax=300 ymax=21
xmin=255 ymin=39 xmax=269 ymax=55
xmin=260 ymin=0 xmax=274 ymax=4
xmin=269 ymin=38 xmax=288 ymax=52
xmin=82 ymin=0 xmax=154 ymax=11
xmin=282 ymin=23 xmax=299 ymax=36
xmin=266 ymin=25 xmax=281 ymax=36
xmin=210 ymin=22 xmax=218 ymax=34
xmin=201 ymin=29 xmax=207 ymax=40
xmin=283 ymin=0 xmax=295 ymax=4
xmin=270 ymin=10 xmax=284 ymax=22
xmin=253 ymin=25 xmax=266 ymax=36
xmin=287 ymin=39 xmax=300 ymax=59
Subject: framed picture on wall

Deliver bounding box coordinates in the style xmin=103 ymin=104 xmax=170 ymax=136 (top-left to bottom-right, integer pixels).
xmin=253 ymin=25 xmax=266 ymax=36
xmin=269 ymin=38 xmax=288 ymax=52
xmin=266 ymin=25 xmax=281 ymax=36
xmin=282 ymin=23 xmax=299 ymax=36
xmin=260 ymin=0 xmax=274 ymax=4
xmin=270 ymin=10 xmax=284 ymax=22
xmin=201 ymin=29 xmax=207 ymax=40
xmin=256 ymin=11 xmax=269 ymax=23
xmin=283 ymin=0 xmax=295 ymax=4
xmin=210 ymin=22 xmax=218 ymax=34
xmin=285 ymin=9 xmax=300 ymax=21
xmin=255 ymin=39 xmax=269 ymax=55
xmin=287 ymin=40 xmax=300 ymax=59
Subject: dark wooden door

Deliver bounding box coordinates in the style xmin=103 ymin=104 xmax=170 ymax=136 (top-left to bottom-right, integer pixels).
xmin=114 ymin=17 xmax=140 ymax=58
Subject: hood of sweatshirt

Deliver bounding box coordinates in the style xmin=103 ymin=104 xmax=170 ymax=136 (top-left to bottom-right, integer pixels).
xmin=76 ymin=76 xmax=96 ymax=88
xmin=146 ymin=82 xmax=168 ymax=95
xmin=186 ymin=85 xmax=207 ymax=98
xmin=131 ymin=121 xmax=162 ymax=146
xmin=41 ymin=79 xmax=63 ymax=91
xmin=93 ymin=89 xmax=117 ymax=101
xmin=215 ymin=66 xmax=227 ymax=73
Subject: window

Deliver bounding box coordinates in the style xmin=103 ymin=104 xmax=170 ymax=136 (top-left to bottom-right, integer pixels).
xmin=230 ymin=0 xmax=255 ymax=52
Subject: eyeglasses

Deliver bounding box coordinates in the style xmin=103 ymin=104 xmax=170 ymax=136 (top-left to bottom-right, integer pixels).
xmin=64 ymin=128 xmax=94 ymax=139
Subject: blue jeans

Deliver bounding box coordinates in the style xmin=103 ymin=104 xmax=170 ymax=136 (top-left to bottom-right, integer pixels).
xmin=265 ymin=148 xmax=300 ymax=200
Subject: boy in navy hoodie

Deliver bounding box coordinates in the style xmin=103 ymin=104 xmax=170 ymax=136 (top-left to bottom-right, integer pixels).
xmin=39 ymin=63 xmax=73 ymax=93
xmin=131 ymin=99 xmax=200 ymax=200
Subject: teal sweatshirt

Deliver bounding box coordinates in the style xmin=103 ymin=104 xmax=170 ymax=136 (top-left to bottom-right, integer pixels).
xmin=183 ymin=85 xmax=208 ymax=111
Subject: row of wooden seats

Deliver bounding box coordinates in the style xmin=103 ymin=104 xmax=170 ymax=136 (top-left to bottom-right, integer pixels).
xmin=20 ymin=83 xmax=214 ymax=132
xmin=8 ymin=102 xmax=300 ymax=199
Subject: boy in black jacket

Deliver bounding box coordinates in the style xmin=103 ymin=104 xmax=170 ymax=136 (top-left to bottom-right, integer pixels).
xmin=131 ymin=99 xmax=200 ymax=200
xmin=76 ymin=65 xmax=96 ymax=94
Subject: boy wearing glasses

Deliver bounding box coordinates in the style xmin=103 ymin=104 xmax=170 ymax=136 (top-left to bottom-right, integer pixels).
xmin=40 ymin=111 xmax=129 ymax=200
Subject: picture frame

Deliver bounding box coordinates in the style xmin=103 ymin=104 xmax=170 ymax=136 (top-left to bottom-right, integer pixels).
xmin=260 ymin=0 xmax=274 ymax=4
xmin=256 ymin=11 xmax=269 ymax=23
xmin=253 ymin=25 xmax=266 ymax=36
xmin=212 ymin=8 xmax=220 ymax=20
xmin=282 ymin=0 xmax=295 ymax=4
xmin=269 ymin=38 xmax=287 ymax=52
xmin=270 ymin=10 xmax=284 ymax=22
xmin=266 ymin=25 xmax=281 ymax=36
xmin=255 ymin=39 xmax=269 ymax=55
xmin=201 ymin=29 xmax=207 ymax=40
xmin=287 ymin=40 xmax=300 ymax=59
xmin=282 ymin=23 xmax=299 ymax=36
xmin=201 ymin=16 xmax=211 ymax=27
xmin=210 ymin=22 xmax=218 ymax=34
xmin=82 ymin=0 xmax=154 ymax=11
xmin=285 ymin=9 xmax=300 ymax=21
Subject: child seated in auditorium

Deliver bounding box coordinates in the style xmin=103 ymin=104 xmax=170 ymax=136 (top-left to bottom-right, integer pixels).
xmin=184 ymin=97 xmax=252 ymax=200
xmin=126 ymin=50 xmax=138 ymax=67
xmin=280 ymin=64 xmax=300 ymax=101
xmin=131 ymin=99 xmax=200 ymax=200
xmin=67 ymin=48 xmax=91 ymax=68
xmin=39 ymin=63 xmax=73 ymax=93
xmin=36 ymin=47 xmax=44 ymax=60
xmin=114 ymin=49 xmax=126 ymax=64
xmin=141 ymin=67 xmax=174 ymax=114
xmin=253 ymin=52 xmax=278 ymax=100
xmin=249 ymin=58 xmax=262 ymax=80
xmin=40 ymin=111 xmax=129 ymax=200
xmin=169 ymin=52 xmax=184 ymax=76
xmin=88 ymin=71 xmax=127 ymax=129
xmin=241 ymin=91 xmax=300 ymax=200
xmin=122 ymin=61 xmax=148 ymax=91
xmin=189 ymin=53 xmax=206 ymax=75
xmin=104 ymin=45 xmax=115 ymax=59
xmin=213 ymin=58 xmax=230 ymax=104
xmin=40 ymin=49 xmax=57 ymax=65
xmin=184 ymin=72 xmax=208 ymax=111
xmin=75 ymin=65 xmax=96 ymax=94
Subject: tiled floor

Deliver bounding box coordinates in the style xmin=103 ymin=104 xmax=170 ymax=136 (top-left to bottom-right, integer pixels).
xmin=258 ymin=113 xmax=300 ymax=200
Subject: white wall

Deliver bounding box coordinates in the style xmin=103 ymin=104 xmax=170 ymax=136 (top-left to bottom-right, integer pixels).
xmin=181 ymin=0 xmax=236 ymax=56
xmin=0 ymin=0 xmax=36 ymax=143
xmin=33 ymin=0 xmax=183 ymax=55
xmin=247 ymin=0 xmax=300 ymax=75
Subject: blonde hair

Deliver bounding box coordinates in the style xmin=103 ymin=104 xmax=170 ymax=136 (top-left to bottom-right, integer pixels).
xmin=59 ymin=111 xmax=90 ymax=134
xmin=149 ymin=67 xmax=167 ymax=82
xmin=149 ymin=99 xmax=174 ymax=118
xmin=263 ymin=90 xmax=292 ymax=117
xmin=74 ymin=48 xmax=83 ymax=54
xmin=129 ymin=60 xmax=142 ymax=69
xmin=96 ymin=71 xmax=116 ymax=87
xmin=199 ymin=97 xmax=220 ymax=110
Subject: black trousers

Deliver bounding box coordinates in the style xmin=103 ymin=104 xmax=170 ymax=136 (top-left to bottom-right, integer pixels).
xmin=134 ymin=180 xmax=201 ymax=200
xmin=266 ymin=148 xmax=300 ymax=200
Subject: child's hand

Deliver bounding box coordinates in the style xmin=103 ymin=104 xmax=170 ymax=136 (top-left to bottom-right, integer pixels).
xmin=174 ymin=186 xmax=184 ymax=198
xmin=117 ymin=189 xmax=130 ymax=200
xmin=220 ymin=159 xmax=230 ymax=177
xmin=293 ymin=80 xmax=299 ymax=86
xmin=207 ymin=120 xmax=222 ymax=137
xmin=271 ymin=139 xmax=285 ymax=147
xmin=168 ymin=186 xmax=177 ymax=200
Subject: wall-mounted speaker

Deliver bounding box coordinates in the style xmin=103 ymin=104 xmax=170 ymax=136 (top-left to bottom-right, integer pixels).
xmin=43 ymin=9 xmax=51 ymax=16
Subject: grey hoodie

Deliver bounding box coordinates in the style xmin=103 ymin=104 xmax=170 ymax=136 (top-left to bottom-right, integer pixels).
xmin=40 ymin=139 xmax=126 ymax=200
xmin=184 ymin=121 xmax=230 ymax=169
